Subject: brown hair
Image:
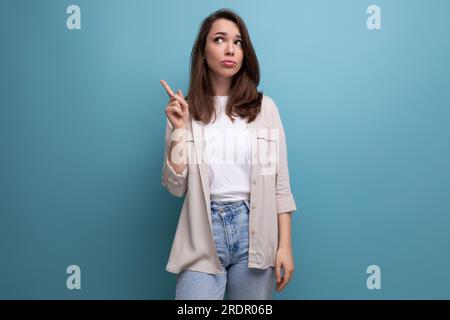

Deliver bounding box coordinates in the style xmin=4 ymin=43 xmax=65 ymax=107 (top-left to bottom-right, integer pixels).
xmin=186 ymin=8 xmax=263 ymax=124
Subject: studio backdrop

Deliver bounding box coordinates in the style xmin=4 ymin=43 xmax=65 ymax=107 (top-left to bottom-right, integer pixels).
xmin=1 ymin=0 xmax=449 ymax=299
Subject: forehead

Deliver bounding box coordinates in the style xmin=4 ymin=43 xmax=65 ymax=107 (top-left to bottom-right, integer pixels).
xmin=209 ymin=18 xmax=241 ymax=36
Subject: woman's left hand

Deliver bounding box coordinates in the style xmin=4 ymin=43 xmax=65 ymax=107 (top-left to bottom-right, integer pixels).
xmin=275 ymin=246 xmax=295 ymax=292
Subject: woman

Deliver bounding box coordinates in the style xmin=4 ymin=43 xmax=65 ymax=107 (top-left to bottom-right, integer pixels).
xmin=160 ymin=8 xmax=297 ymax=300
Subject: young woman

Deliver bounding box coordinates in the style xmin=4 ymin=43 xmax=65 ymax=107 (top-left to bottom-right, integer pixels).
xmin=160 ymin=8 xmax=297 ymax=300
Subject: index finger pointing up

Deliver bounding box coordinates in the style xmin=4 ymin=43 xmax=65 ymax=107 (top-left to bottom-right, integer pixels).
xmin=160 ymin=79 xmax=175 ymax=98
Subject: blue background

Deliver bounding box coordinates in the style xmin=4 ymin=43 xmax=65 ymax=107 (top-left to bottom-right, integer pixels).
xmin=1 ymin=0 xmax=449 ymax=299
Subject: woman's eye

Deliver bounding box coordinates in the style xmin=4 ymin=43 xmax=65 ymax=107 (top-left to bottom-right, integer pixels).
xmin=213 ymin=37 xmax=242 ymax=46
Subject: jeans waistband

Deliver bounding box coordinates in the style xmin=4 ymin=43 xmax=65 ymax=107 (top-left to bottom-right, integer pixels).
xmin=210 ymin=199 xmax=250 ymax=211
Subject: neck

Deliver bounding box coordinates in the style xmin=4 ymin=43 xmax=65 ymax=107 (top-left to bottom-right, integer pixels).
xmin=209 ymin=71 xmax=231 ymax=96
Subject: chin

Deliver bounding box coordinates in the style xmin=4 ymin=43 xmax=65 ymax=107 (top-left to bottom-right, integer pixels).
xmin=222 ymin=73 xmax=237 ymax=79
xmin=217 ymin=69 xmax=238 ymax=78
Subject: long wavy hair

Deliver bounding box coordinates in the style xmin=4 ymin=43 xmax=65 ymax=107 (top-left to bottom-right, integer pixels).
xmin=186 ymin=8 xmax=263 ymax=124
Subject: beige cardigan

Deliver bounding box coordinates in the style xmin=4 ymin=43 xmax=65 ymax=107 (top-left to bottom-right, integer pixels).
xmin=162 ymin=95 xmax=297 ymax=274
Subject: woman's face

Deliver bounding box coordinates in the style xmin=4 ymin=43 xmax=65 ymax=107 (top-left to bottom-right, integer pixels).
xmin=204 ymin=18 xmax=244 ymax=81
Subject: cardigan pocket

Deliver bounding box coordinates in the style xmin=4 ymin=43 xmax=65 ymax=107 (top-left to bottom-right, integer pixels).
xmin=256 ymin=128 xmax=279 ymax=176
xmin=186 ymin=136 xmax=199 ymax=174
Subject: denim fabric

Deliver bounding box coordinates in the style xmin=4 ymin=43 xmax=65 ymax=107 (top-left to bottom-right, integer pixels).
xmin=175 ymin=199 xmax=275 ymax=300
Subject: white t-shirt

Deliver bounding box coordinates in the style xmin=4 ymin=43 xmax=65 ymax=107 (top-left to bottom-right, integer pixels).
xmin=203 ymin=96 xmax=252 ymax=202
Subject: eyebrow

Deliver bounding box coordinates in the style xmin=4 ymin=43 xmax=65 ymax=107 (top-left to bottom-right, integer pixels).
xmin=213 ymin=32 xmax=242 ymax=39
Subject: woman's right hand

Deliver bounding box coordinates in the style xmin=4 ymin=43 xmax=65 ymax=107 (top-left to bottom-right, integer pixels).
xmin=160 ymin=79 xmax=190 ymax=130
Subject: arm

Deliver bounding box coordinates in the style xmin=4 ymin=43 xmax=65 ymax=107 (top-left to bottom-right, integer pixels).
xmin=278 ymin=212 xmax=293 ymax=249
xmin=276 ymin=212 xmax=294 ymax=292
xmin=270 ymin=98 xmax=297 ymax=291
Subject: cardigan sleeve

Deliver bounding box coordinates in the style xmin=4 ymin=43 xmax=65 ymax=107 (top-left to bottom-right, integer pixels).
xmin=161 ymin=118 xmax=188 ymax=197
xmin=270 ymin=98 xmax=298 ymax=215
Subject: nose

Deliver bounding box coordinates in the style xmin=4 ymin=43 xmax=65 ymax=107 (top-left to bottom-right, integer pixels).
xmin=225 ymin=41 xmax=234 ymax=56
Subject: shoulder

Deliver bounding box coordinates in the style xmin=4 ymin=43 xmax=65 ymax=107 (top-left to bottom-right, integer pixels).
xmin=261 ymin=94 xmax=281 ymax=117
xmin=262 ymin=94 xmax=279 ymax=109
xmin=259 ymin=94 xmax=285 ymax=129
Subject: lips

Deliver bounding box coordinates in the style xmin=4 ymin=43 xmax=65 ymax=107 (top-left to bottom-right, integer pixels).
xmin=221 ymin=60 xmax=236 ymax=68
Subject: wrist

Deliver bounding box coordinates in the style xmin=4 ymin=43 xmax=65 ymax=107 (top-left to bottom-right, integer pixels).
xmin=278 ymin=243 xmax=292 ymax=250
xmin=173 ymin=124 xmax=187 ymax=130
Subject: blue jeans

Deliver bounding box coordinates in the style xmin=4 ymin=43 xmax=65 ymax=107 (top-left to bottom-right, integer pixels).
xmin=175 ymin=199 xmax=275 ymax=300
